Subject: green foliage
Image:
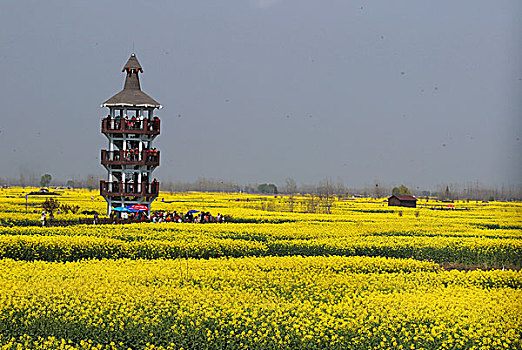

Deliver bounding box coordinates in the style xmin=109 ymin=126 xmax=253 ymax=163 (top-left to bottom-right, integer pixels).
xmin=40 ymin=174 xmax=52 ymax=187
xmin=257 ymin=183 xmax=278 ymax=194
xmin=392 ymin=185 xmax=411 ymax=196
xmin=60 ymin=203 xmax=80 ymax=214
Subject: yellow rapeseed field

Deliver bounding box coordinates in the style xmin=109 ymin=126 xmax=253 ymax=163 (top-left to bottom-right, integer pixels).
xmin=0 ymin=187 xmax=520 ymax=349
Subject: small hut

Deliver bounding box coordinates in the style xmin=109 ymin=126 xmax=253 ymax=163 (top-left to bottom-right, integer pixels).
xmin=388 ymin=195 xmax=417 ymax=208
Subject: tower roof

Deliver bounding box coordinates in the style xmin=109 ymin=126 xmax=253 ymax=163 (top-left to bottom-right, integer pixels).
xmin=102 ymin=54 xmax=161 ymax=108
xmin=123 ymin=54 xmax=143 ymax=72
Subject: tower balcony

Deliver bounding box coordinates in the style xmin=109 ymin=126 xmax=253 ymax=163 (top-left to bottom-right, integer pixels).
xmin=100 ymin=180 xmax=159 ymax=198
xmin=101 ymin=117 xmax=160 ymax=135
xmin=101 ymin=150 xmax=160 ymax=167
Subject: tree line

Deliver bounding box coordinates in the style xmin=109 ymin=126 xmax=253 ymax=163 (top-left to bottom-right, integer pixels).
xmin=1 ymin=174 xmax=521 ymax=201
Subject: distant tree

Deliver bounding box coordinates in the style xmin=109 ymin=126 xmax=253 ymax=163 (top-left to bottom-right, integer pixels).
xmin=244 ymin=185 xmax=256 ymax=193
xmin=284 ymin=178 xmax=297 ymax=194
xmin=374 ymin=181 xmax=382 ymax=199
xmin=257 ymin=183 xmax=278 ymax=194
xmin=85 ymin=174 xmax=98 ymax=191
xmin=40 ymin=174 xmax=52 ymax=187
xmin=28 ymin=173 xmax=39 ymax=187
xmin=392 ymin=185 xmax=411 ymax=196
xmin=334 ymin=178 xmax=347 ymax=199
xmin=317 ymin=178 xmax=335 ymax=214
xmin=66 ymin=180 xmax=75 ymax=188
xmin=305 ymin=193 xmax=318 ymax=214
xmin=284 ymin=178 xmax=297 ymax=212
xmin=19 ymin=173 xmax=26 ymax=187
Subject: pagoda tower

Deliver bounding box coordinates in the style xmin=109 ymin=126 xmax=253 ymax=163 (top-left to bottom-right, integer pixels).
xmin=100 ymin=53 xmax=161 ymax=216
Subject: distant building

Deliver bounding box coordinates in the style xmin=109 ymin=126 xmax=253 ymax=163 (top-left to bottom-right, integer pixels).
xmin=388 ymin=195 xmax=417 ymax=208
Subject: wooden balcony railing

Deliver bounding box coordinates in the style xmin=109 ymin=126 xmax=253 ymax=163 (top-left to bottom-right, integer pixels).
xmin=101 ymin=117 xmax=160 ymax=135
xmin=101 ymin=150 xmax=160 ymax=167
xmin=100 ymin=180 xmax=159 ymax=198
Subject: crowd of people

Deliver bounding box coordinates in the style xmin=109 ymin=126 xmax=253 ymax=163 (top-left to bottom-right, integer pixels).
xmin=105 ymin=115 xmax=160 ymax=132
xmin=108 ymin=148 xmax=159 ymax=163
xmin=37 ymin=208 xmax=227 ymax=227
xmin=151 ymin=211 xmax=226 ymax=223
xmin=109 ymin=210 xmax=226 ymax=224
xmin=104 ymin=179 xmax=159 ymax=195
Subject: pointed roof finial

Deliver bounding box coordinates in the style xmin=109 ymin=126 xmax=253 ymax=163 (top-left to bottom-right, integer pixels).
xmin=123 ymin=53 xmax=143 ymax=72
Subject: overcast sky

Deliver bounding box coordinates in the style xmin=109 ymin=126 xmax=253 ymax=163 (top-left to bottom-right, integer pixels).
xmin=1 ymin=0 xmax=520 ymax=189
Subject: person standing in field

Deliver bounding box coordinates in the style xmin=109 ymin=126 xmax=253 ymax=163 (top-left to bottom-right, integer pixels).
xmin=40 ymin=212 xmax=46 ymax=227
